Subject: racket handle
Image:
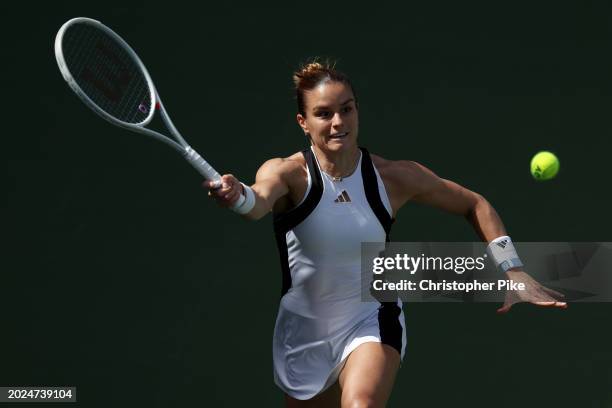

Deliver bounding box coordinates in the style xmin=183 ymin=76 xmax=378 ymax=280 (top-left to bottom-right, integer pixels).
xmin=183 ymin=146 xmax=248 ymax=212
xmin=183 ymin=146 xmax=222 ymax=181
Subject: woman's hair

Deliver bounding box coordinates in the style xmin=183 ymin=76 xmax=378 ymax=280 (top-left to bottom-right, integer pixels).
xmin=292 ymin=60 xmax=356 ymax=117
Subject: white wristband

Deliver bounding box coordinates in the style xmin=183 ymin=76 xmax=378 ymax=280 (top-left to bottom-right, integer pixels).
xmin=232 ymin=183 xmax=256 ymax=215
xmin=486 ymin=236 xmax=524 ymax=272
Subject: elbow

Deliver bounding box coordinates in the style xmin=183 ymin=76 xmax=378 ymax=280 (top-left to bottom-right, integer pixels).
xmin=464 ymin=193 xmax=489 ymax=241
xmin=474 ymin=192 xmax=487 ymax=208
xmin=465 ymin=193 xmax=487 ymax=219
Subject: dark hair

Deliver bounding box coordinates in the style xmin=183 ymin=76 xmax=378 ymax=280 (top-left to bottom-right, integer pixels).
xmin=292 ymin=60 xmax=357 ymax=117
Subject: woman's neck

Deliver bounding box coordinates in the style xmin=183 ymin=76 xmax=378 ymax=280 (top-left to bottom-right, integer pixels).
xmin=311 ymin=145 xmax=360 ymax=179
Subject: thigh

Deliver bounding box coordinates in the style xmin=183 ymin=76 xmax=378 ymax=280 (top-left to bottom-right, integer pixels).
xmin=285 ymin=382 xmax=341 ymax=408
xmin=338 ymin=342 xmax=400 ymax=408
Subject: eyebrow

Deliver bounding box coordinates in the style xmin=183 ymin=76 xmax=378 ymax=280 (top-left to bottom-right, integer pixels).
xmin=312 ymin=98 xmax=355 ymax=111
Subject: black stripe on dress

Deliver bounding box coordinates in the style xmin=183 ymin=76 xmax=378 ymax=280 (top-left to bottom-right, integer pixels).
xmin=359 ymin=147 xmax=394 ymax=238
xmin=377 ymin=301 xmax=403 ymax=356
xmin=359 ymin=147 xmax=403 ymax=356
xmin=273 ymin=148 xmax=323 ymax=297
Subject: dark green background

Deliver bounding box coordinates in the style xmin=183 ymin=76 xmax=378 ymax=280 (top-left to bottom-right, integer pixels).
xmin=3 ymin=1 xmax=612 ymax=406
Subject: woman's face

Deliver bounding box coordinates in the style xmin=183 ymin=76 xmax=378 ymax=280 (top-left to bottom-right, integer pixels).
xmin=297 ymin=81 xmax=358 ymax=153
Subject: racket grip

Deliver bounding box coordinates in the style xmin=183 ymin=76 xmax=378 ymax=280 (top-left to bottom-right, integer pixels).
xmin=183 ymin=146 xmax=251 ymax=213
xmin=183 ymin=146 xmax=222 ymax=181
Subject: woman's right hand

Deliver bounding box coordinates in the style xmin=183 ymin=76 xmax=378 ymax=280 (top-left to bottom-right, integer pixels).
xmin=203 ymin=174 xmax=243 ymax=208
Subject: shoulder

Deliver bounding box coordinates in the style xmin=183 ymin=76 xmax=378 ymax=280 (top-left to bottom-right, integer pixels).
xmin=257 ymin=151 xmax=307 ymax=182
xmin=371 ymin=153 xmax=442 ymax=199
xmin=371 ymin=154 xmax=437 ymax=184
xmin=257 ymin=151 xmax=309 ymax=213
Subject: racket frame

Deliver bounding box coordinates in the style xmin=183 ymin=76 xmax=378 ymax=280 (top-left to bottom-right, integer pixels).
xmin=54 ymin=17 xmax=247 ymax=208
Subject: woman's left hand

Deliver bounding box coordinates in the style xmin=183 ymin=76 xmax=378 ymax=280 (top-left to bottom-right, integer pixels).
xmin=497 ymin=269 xmax=567 ymax=313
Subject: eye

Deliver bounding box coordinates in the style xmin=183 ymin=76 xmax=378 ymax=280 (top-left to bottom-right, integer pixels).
xmin=342 ymin=106 xmax=353 ymax=113
xmin=316 ymin=111 xmax=331 ymax=118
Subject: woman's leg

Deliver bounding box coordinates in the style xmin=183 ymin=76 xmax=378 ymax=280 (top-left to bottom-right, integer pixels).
xmin=285 ymin=382 xmax=341 ymax=408
xmin=338 ymin=342 xmax=400 ymax=408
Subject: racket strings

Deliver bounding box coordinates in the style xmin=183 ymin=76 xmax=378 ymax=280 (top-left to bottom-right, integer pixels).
xmin=61 ymin=23 xmax=152 ymax=125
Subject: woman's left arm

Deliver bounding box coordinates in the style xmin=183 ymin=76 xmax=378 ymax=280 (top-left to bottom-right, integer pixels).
xmin=381 ymin=159 xmax=567 ymax=313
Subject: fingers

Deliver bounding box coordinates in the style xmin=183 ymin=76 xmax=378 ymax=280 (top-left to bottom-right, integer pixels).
xmin=534 ymin=301 xmax=568 ymax=309
xmin=541 ymin=286 xmax=566 ymax=299
xmin=204 ymin=174 xmax=242 ymax=207
xmin=497 ymin=288 xmax=568 ymax=314
xmin=222 ymin=182 xmax=242 ymax=204
xmin=207 ymin=180 xmax=222 ymax=190
xmin=496 ymin=280 xmax=568 ymax=314
xmin=496 ymin=303 xmax=513 ymax=314
xmin=533 ymin=301 xmax=557 ymax=307
xmin=527 ymin=285 xmax=568 ymax=308
xmin=497 ymin=299 xmax=567 ymax=314
xmin=533 ymin=287 xmax=567 ymax=309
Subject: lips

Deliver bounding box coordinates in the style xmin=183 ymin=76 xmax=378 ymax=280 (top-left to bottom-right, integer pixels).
xmin=329 ymin=132 xmax=348 ymax=139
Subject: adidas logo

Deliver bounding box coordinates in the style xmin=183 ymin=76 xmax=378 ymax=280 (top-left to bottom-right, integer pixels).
xmin=496 ymin=240 xmax=508 ymax=249
xmin=334 ymin=190 xmax=351 ymax=203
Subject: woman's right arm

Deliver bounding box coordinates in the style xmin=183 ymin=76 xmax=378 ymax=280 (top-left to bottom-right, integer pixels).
xmin=204 ymin=158 xmax=298 ymax=221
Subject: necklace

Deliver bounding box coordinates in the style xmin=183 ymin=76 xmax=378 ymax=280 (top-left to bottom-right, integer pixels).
xmin=322 ymin=168 xmax=351 ymax=182
xmin=312 ymin=147 xmax=361 ymax=183
xmin=322 ymin=154 xmax=361 ymax=182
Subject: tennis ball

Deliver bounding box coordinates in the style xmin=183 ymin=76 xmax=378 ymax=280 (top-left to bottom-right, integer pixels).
xmin=530 ymin=151 xmax=559 ymax=180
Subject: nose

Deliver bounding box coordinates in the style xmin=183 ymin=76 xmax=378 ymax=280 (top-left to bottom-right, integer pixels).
xmin=331 ymin=112 xmax=344 ymax=129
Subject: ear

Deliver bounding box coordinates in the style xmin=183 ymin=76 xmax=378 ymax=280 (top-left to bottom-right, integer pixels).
xmin=296 ymin=113 xmax=309 ymax=135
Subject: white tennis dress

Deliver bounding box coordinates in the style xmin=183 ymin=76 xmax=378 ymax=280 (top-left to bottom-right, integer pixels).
xmin=272 ymin=147 xmax=406 ymax=400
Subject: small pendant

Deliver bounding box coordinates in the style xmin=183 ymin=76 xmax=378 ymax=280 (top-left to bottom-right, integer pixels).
xmin=332 ymin=176 xmax=342 ymax=182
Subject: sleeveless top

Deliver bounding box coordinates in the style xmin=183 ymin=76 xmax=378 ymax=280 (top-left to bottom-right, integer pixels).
xmin=273 ymin=146 xmax=394 ymax=318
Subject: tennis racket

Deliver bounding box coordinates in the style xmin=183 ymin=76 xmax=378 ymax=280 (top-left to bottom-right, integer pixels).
xmin=54 ymin=17 xmax=245 ymax=208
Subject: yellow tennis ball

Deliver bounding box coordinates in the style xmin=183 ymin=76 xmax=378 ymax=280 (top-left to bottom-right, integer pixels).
xmin=530 ymin=151 xmax=560 ymax=180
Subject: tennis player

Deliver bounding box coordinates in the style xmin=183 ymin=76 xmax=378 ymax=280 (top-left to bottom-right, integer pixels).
xmin=206 ymin=62 xmax=566 ymax=407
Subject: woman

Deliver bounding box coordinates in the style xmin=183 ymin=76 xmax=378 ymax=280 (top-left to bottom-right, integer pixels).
xmin=206 ymin=62 xmax=566 ymax=407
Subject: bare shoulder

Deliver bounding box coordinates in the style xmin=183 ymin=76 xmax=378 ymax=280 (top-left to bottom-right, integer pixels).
xmin=256 ymin=151 xmax=308 ymax=212
xmin=371 ymin=154 xmax=442 ymax=203
xmin=372 ymin=154 xmax=436 ymax=184
xmin=256 ymin=151 xmax=307 ymax=182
